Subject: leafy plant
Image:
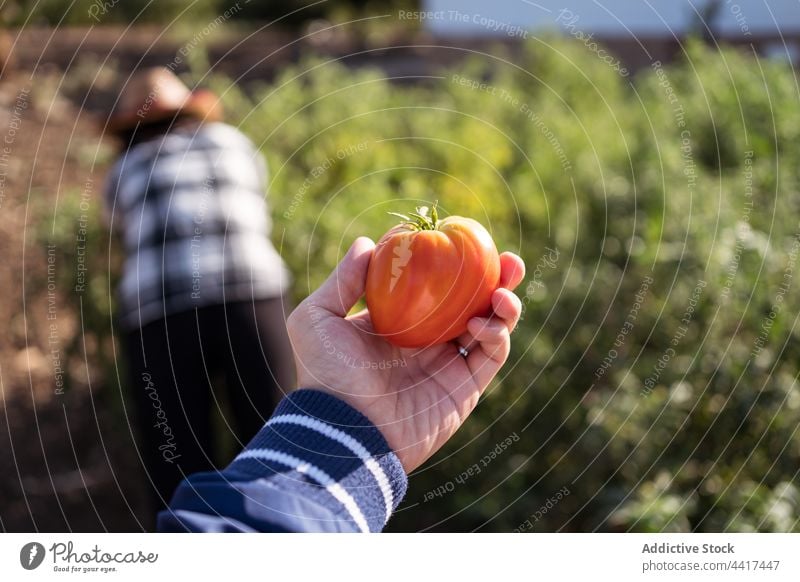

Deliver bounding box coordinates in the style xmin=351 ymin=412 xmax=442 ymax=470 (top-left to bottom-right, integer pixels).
xmin=213 ymin=37 xmax=800 ymax=531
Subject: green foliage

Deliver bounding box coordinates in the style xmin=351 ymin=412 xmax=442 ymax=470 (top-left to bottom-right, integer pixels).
xmin=34 ymin=35 xmax=799 ymax=531
xmin=2 ymin=0 xmax=218 ymax=26
xmin=0 ymin=0 xmax=418 ymax=27
xmin=214 ymin=37 xmax=800 ymax=531
xmin=31 ymin=184 xmax=119 ymax=400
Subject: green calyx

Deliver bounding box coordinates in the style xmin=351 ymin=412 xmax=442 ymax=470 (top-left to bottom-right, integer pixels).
xmin=388 ymin=201 xmax=440 ymax=231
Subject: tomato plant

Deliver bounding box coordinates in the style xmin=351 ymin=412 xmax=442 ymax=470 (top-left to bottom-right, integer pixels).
xmin=365 ymin=204 xmax=501 ymax=348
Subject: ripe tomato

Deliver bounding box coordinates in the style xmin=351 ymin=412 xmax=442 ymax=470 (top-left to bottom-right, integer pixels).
xmin=365 ymin=205 xmax=501 ymax=348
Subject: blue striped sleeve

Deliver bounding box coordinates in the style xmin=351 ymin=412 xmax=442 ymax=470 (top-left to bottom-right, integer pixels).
xmin=156 ymin=389 xmax=408 ymax=533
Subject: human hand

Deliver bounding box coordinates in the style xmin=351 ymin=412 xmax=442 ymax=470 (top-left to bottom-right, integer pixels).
xmin=286 ymin=237 xmax=525 ymax=472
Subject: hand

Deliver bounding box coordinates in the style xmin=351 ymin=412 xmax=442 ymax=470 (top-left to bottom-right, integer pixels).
xmin=286 ymin=237 xmax=525 ymax=472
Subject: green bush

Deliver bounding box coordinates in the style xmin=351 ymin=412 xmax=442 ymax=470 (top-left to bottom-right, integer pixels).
xmin=212 ymin=37 xmax=800 ymax=532
xmin=32 ymin=184 xmax=120 ymax=400
xmin=3 ymin=0 xmax=219 ymax=26
xmin=2 ymin=0 xmax=417 ymax=26
xmin=42 ymin=35 xmax=800 ymax=531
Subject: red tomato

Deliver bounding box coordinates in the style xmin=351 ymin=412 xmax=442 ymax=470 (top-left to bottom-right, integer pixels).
xmin=365 ymin=205 xmax=501 ymax=348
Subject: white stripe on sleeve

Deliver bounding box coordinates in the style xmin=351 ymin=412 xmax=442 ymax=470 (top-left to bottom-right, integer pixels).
xmin=266 ymin=414 xmax=394 ymax=523
xmin=235 ymin=448 xmax=370 ymax=533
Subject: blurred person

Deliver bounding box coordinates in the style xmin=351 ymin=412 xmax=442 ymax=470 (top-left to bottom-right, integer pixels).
xmin=103 ymin=67 xmax=294 ymax=518
xmin=158 ymin=238 xmax=525 ymax=532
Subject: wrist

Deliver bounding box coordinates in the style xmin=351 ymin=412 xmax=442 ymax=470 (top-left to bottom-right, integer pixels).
xmin=226 ymin=389 xmax=407 ymax=532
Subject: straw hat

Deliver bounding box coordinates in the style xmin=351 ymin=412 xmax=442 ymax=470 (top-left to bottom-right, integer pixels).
xmin=108 ymin=67 xmax=223 ymax=132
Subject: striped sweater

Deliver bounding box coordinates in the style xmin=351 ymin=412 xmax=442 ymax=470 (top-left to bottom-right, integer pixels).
xmin=156 ymin=390 xmax=408 ymax=532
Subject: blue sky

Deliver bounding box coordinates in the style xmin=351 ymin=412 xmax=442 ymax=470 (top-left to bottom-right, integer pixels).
xmin=422 ymin=0 xmax=800 ymax=36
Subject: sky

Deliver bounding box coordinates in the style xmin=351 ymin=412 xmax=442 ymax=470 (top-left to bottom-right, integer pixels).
xmin=422 ymin=0 xmax=800 ymax=36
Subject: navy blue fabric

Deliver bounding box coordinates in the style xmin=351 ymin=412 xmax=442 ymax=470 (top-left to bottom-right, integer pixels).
xmin=157 ymin=390 xmax=408 ymax=532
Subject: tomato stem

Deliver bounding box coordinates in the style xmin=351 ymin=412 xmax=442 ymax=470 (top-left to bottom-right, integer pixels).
xmin=388 ymin=201 xmax=439 ymax=231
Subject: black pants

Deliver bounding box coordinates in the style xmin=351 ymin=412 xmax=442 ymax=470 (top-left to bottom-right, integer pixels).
xmin=124 ymin=297 xmax=295 ymax=516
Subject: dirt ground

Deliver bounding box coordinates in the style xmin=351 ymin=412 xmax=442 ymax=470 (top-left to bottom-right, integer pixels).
xmin=0 ymin=61 xmax=152 ymax=530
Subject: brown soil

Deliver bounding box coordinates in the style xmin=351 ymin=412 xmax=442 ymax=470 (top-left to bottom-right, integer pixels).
xmin=0 ymin=63 xmax=151 ymax=530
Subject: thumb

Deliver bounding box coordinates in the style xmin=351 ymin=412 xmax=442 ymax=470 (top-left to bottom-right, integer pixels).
xmin=307 ymin=237 xmax=376 ymax=317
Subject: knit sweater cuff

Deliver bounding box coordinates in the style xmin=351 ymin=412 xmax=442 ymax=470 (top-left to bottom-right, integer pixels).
xmin=225 ymin=389 xmax=408 ymax=532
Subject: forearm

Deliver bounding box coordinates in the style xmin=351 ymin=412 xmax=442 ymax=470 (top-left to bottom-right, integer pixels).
xmin=157 ymin=389 xmax=407 ymax=533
